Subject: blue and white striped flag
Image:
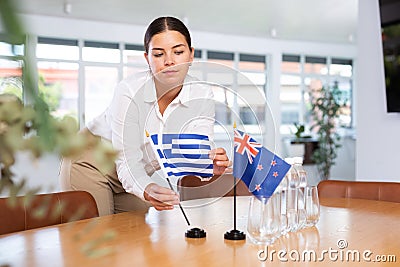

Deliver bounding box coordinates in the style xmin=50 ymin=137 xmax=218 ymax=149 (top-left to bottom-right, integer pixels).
xmin=150 ymin=133 xmax=214 ymax=179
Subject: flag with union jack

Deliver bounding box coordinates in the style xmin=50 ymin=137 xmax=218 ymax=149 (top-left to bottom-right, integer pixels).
xmin=233 ymin=129 xmax=291 ymax=198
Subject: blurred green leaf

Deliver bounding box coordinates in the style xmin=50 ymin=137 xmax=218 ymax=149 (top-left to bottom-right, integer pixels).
xmin=80 ymin=230 xmax=116 ymax=258
xmin=0 ymin=0 xmax=25 ymax=44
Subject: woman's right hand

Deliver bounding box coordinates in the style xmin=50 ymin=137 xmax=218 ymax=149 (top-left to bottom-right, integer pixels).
xmin=144 ymin=183 xmax=180 ymax=211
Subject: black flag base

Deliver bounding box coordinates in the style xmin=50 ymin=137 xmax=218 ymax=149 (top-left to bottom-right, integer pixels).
xmin=185 ymin=227 xmax=206 ymax=238
xmin=224 ymin=229 xmax=246 ymax=240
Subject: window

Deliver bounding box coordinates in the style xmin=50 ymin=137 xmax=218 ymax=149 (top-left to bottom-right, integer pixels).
xmin=304 ymin=56 xmax=327 ymax=74
xmin=83 ymin=41 xmax=120 ymax=123
xmin=200 ymin=51 xmax=268 ymax=135
xmin=0 ymin=58 xmax=23 ymax=98
xmin=238 ymin=53 xmax=266 ymax=133
xmin=37 ymin=37 xmax=79 ymax=61
xmin=37 ymin=61 xmax=79 ymax=118
xmin=123 ymin=44 xmax=147 ymax=78
xmin=280 ymin=54 xmax=353 ymax=135
xmin=83 ymin=41 xmax=120 ymax=63
xmin=303 ymin=56 xmax=328 ymax=129
xmin=36 ymin=37 xmax=79 ymax=119
xmin=4 ymin=36 xmax=273 ymax=134
xmin=194 ymin=50 xmax=202 ymax=60
xmin=329 ymin=59 xmax=353 ymax=127
xmin=35 ymin=38 xmax=151 ymax=126
xmin=0 ymin=39 xmax=24 ymax=99
xmin=280 ymin=55 xmax=302 ymax=135
xmin=84 ymin=66 xmax=118 ymax=123
xmin=207 ymin=51 xmax=234 ymax=68
xmin=280 ymin=74 xmax=302 ymax=126
xmin=0 ymin=40 xmax=24 ymax=57
xmin=205 ymin=51 xmax=235 ymax=131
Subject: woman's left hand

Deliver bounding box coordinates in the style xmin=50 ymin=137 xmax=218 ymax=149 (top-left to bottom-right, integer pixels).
xmin=209 ymin=147 xmax=232 ymax=176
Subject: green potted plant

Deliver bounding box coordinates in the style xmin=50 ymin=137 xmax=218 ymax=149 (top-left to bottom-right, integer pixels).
xmin=293 ymin=123 xmax=305 ymax=139
xmin=310 ymin=83 xmax=343 ymax=180
xmin=292 ymin=122 xmax=312 ymax=140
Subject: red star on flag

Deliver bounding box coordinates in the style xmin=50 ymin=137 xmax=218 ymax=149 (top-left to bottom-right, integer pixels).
xmin=273 ymin=171 xmax=278 ymax=177
xmin=255 ymin=184 xmax=262 ymax=191
xmin=257 ymin=164 xmax=263 ymax=171
xmin=271 ymin=160 xmax=277 ymax=166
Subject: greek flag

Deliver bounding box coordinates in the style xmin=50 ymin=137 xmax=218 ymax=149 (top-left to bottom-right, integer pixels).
xmin=150 ymin=133 xmax=214 ymax=179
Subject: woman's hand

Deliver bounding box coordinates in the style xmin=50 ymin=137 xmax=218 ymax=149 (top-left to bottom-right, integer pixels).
xmin=144 ymin=183 xmax=180 ymax=211
xmin=210 ymin=147 xmax=232 ymax=176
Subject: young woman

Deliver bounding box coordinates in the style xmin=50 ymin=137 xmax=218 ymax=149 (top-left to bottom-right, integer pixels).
xmin=59 ymin=16 xmax=229 ymax=216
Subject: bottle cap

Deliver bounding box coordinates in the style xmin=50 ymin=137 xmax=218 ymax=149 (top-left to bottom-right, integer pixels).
xmin=284 ymin=157 xmax=294 ymax=164
xmin=293 ymin=157 xmax=304 ymax=164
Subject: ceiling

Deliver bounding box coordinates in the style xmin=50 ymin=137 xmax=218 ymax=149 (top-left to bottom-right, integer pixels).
xmin=12 ymin=0 xmax=360 ymax=44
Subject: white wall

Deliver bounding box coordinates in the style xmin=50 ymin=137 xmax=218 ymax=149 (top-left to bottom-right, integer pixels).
xmin=356 ymin=0 xmax=400 ymax=182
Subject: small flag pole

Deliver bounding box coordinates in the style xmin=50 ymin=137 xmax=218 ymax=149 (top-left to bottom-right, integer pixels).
xmin=146 ymin=130 xmax=206 ymax=239
xmin=224 ymin=122 xmax=246 ymax=241
xmin=165 ymin=177 xmax=190 ymax=226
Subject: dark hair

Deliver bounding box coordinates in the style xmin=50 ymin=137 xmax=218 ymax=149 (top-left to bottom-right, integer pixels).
xmin=144 ymin=16 xmax=192 ymax=53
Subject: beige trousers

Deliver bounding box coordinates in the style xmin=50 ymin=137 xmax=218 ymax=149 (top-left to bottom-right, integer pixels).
xmin=59 ymin=129 xmax=151 ymax=216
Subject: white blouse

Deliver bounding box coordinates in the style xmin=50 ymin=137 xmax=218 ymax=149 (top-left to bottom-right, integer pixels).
xmin=87 ymin=70 xmax=215 ymax=199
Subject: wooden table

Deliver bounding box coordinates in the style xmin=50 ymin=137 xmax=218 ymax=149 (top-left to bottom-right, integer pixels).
xmin=0 ymin=197 xmax=399 ymax=266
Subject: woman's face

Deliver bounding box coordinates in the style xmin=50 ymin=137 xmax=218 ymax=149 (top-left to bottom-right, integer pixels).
xmin=145 ymin=30 xmax=194 ymax=88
